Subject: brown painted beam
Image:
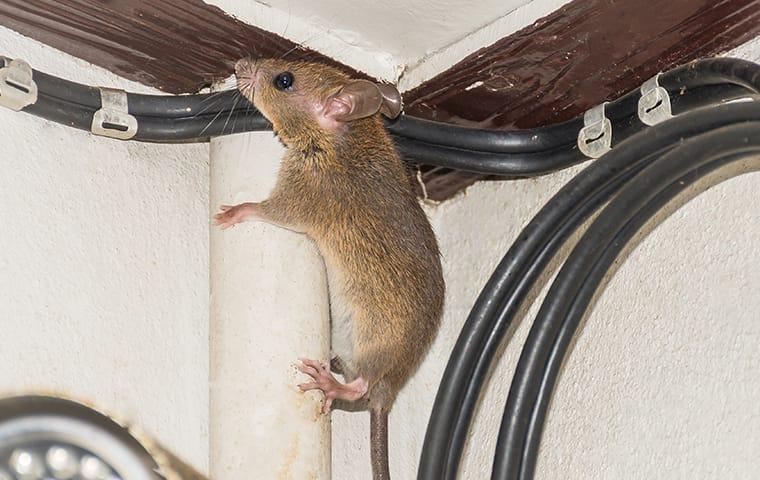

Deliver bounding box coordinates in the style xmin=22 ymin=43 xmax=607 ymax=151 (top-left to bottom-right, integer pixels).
xmin=405 ymin=0 xmax=759 ymax=130
xmin=0 ymin=0 xmax=360 ymax=93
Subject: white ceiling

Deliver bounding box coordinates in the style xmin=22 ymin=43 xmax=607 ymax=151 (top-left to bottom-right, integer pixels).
xmin=257 ymin=0 xmax=532 ymax=65
xmin=207 ymin=0 xmax=571 ymax=86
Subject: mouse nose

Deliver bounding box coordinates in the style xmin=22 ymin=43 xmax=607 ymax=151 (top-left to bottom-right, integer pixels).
xmin=234 ymin=59 xmax=259 ymax=91
xmin=234 ymin=58 xmax=246 ymax=74
xmin=235 ymin=58 xmax=255 ymax=77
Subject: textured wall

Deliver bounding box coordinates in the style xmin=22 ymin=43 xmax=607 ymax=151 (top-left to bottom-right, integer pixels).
xmin=0 ymin=25 xmax=210 ymax=473
xmin=333 ymin=39 xmax=760 ymax=479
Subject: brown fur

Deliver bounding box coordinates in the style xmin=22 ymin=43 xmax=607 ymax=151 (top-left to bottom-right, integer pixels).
xmin=236 ymin=58 xmax=445 ymax=478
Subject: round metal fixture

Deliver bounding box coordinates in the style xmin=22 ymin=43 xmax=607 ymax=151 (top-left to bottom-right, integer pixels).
xmin=0 ymin=396 xmax=160 ymax=480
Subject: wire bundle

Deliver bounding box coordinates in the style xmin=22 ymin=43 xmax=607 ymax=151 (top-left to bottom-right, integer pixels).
xmin=3 ymin=56 xmax=756 ymax=175
xmin=418 ymin=60 xmax=760 ymax=480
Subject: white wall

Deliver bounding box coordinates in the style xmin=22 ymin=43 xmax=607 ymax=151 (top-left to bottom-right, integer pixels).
xmin=0 ymin=26 xmax=210 ymax=473
xmin=333 ymin=39 xmax=760 ymax=479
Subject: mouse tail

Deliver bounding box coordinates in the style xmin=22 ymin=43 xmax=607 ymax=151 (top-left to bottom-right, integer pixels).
xmin=370 ymin=407 xmax=391 ymax=480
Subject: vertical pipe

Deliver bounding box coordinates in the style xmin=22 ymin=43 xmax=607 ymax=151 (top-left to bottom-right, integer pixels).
xmin=209 ymin=131 xmax=331 ymax=479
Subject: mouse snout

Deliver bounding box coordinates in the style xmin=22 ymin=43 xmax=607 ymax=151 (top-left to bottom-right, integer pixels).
xmin=235 ymin=58 xmax=256 ymax=79
xmin=234 ymin=58 xmax=250 ymax=75
xmin=235 ymin=58 xmax=258 ymax=87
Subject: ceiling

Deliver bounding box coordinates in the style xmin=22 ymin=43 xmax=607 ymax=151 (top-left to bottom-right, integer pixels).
xmin=253 ymin=0 xmax=533 ymax=67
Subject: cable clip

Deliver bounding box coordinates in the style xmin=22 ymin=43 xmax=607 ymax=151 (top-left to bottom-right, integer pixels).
xmin=91 ymin=88 xmax=137 ymax=140
xmin=638 ymin=73 xmax=672 ymax=126
xmin=0 ymin=57 xmax=38 ymax=111
xmin=578 ymin=102 xmax=611 ymax=158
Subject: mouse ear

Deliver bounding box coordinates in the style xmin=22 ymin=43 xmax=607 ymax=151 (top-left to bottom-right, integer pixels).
xmin=324 ymin=80 xmax=403 ymax=122
xmin=376 ymin=83 xmax=403 ymax=119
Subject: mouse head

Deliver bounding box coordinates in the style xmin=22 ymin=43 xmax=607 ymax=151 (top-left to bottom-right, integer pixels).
xmin=235 ymin=58 xmax=402 ymax=148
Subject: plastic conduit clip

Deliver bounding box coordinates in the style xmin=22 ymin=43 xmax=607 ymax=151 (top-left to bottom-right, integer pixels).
xmin=0 ymin=58 xmax=38 ymax=111
xmin=91 ymin=87 xmax=138 ymax=140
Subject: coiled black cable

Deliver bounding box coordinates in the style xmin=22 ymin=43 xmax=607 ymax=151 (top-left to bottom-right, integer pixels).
xmin=493 ymin=121 xmax=760 ymax=480
xmin=417 ymin=100 xmax=760 ymax=480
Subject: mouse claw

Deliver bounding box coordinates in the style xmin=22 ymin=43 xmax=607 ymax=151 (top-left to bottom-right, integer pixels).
xmin=299 ymin=358 xmax=329 ymax=372
xmin=297 ymin=363 xmax=320 ymax=378
xmin=322 ymin=397 xmax=333 ymax=414
xmin=298 ymin=382 xmax=318 ymax=391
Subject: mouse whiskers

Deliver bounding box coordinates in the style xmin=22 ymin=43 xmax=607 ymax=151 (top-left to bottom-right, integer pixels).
xmin=191 ymin=90 xmax=232 ymax=119
xmin=222 ymin=92 xmax=242 ymax=135
xmin=200 ymin=92 xmax=236 ymax=137
xmin=236 ymin=77 xmax=254 ymax=98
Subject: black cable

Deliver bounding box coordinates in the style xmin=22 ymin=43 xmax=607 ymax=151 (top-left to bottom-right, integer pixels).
xmin=416 ymin=101 xmax=760 ymax=480
xmin=387 ymin=112 xmax=583 ymax=154
xmin=517 ymin=148 xmax=756 ymax=480
xmin=25 ymin=93 xmax=95 ymax=131
xmin=5 ymin=55 xmax=759 ymax=175
xmin=660 ymin=57 xmax=760 ymax=95
xmin=22 ymin=80 xmax=752 ymax=170
xmin=388 ymin=82 xmax=636 ymax=154
xmin=134 ymin=110 xmax=270 ymax=141
xmin=492 ymin=121 xmax=760 ymax=480
xmin=392 ymin=58 xmax=760 ymax=154
xmin=25 ymin=92 xmax=271 ymax=141
xmin=397 ymin=83 xmax=753 ymax=176
xmin=396 ymin=84 xmax=756 ymax=175
xmin=129 ymin=90 xmax=254 ymax=120
xmin=667 ymin=84 xmax=753 ymax=113
xmin=31 ymin=69 xmax=102 ymax=110
xmin=392 ymin=138 xmax=585 ymax=176
xmin=32 ymin=66 xmax=257 ymax=120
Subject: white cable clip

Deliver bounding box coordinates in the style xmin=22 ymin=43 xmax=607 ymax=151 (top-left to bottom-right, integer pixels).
xmin=577 ymin=102 xmax=611 ymax=158
xmin=91 ymin=87 xmax=137 ymax=140
xmin=638 ymin=73 xmax=672 ymax=126
xmin=0 ymin=57 xmax=38 ymax=111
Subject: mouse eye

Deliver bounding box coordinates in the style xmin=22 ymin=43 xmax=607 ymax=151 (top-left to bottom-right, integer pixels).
xmin=273 ymin=72 xmax=294 ymax=91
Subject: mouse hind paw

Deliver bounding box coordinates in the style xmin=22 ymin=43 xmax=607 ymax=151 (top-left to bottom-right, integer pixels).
xmin=297 ymin=358 xmax=368 ymax=413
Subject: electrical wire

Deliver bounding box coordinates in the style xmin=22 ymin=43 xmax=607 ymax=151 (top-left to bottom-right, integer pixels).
xmin=389 ymin=56 xmax=760 ymax=154
xmin=493 ymin=121 xmax=760 ymax=480
xmin=3 ymin=57 xmax=758 ymax=175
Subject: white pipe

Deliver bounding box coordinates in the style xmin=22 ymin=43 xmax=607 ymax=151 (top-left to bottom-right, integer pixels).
xmin=209 ymin=131 xmax=331 ymax=479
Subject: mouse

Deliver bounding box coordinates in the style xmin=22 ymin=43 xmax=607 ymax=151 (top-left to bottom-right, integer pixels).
xmin=214 ymin=58 xmax=444 ymax=480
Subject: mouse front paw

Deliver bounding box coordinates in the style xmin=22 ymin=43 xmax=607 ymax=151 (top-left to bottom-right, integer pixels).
xmin=213 ymin=202 xmax=261 ymax=229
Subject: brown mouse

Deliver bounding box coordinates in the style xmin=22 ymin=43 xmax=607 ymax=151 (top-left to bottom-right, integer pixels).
xmin=214 ymin=58 xmax=444 ymax=480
